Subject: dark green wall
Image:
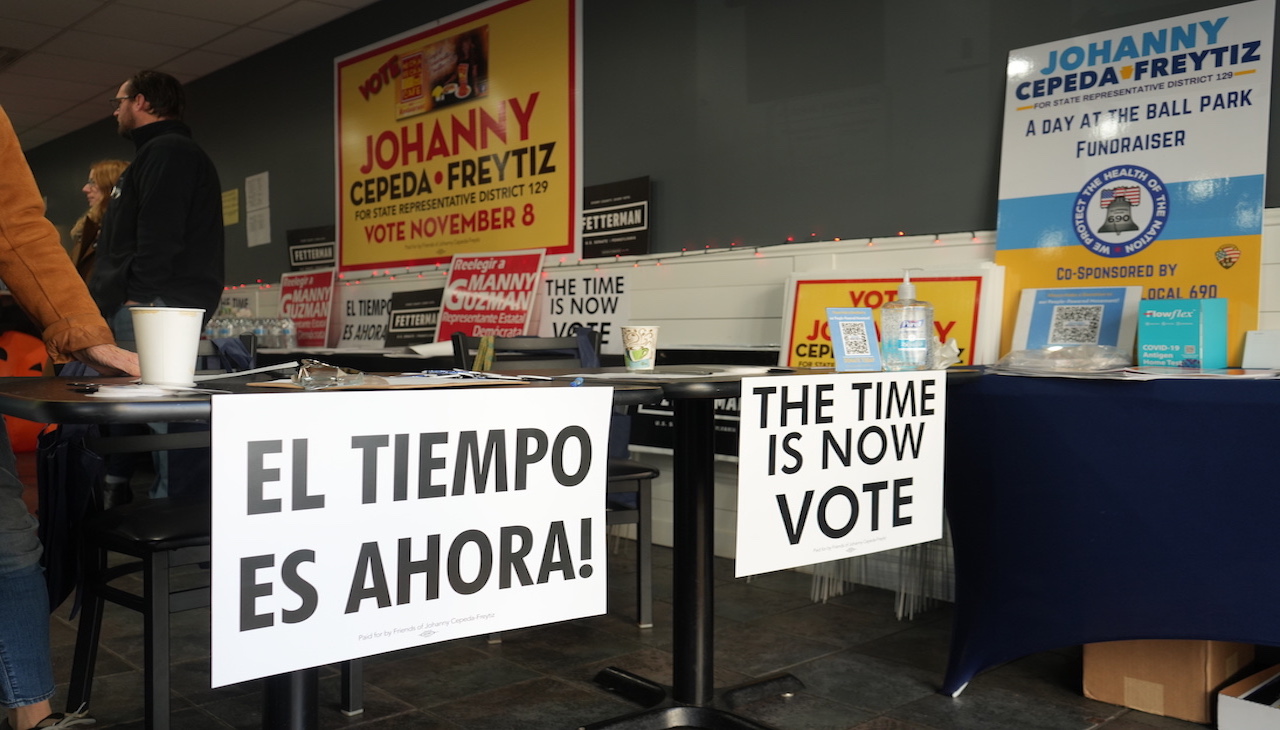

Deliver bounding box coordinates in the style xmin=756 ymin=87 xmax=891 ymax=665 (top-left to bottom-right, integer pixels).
xmin=24 ymin=0 xmax=1276 ymax=287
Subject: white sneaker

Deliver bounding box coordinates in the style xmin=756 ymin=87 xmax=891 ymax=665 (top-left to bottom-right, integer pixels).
xmin=25 ymin=708 xmax=95 ymax=729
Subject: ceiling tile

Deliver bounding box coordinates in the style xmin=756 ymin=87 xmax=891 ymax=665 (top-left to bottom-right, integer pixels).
xmin=156 ymin=68 xmax=205 ymax=85
xmin=0 ymin=92 xmax=74 ymax=116
xmin=39 ymin=105 xmax=111 ymax=132
xmin=43 ymin=29 xmax=188 ymax=68
xmin=202 ymin=26 xmax=291 ymax=57
xmin=0 ymin=73 xmax=106 ymax=101
xmin=0 ymin=0 xmax=103 ymax=27
xmin=0 ymin=19 xmax=61 ymax=51
xmin=8 ymin=52 xmax=139 ymax=87
xmin=17 ymin=127 xmax=64 ymax=148
xmin=2 ymin=107 xmax=47 ymax=131
xmin=119 ymin=0 xmax=296 ymax=26
xmin=4 ymin=0 xmax=371 ymax=150
xmin=87 ymin=4 xmax=236 ymax=47
xmin=68 ymin=96 xmax=121 ymax=122
xmin=252 ymin=1 xmax=351 ymax=34
xmin=159 ymin=48 xmax=243 ymax=78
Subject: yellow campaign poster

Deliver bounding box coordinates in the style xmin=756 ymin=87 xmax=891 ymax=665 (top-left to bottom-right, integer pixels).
xmin=784 ymin=276 xmax=987 ymax=368
xmin=335 ymin=0 xmax=580 ymax=271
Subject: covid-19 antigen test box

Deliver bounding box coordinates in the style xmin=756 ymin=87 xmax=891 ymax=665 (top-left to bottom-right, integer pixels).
xmin=1136 ymin=298 xmax=1227 ymax=369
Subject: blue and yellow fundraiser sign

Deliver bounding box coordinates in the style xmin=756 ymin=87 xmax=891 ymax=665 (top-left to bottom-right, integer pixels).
xmin=335 ymin=0 xmax=580 ymax=271
xmin=996 ymin=0 xmax=1273 ymax=364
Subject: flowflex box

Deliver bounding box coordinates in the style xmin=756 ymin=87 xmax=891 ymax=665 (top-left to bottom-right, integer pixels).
xmin=1136 ymin=298 xmax=1227 ymax=369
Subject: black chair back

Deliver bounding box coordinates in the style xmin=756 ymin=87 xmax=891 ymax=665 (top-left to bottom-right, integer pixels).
xmin=451 ymin=329 xmax=602 ymax=370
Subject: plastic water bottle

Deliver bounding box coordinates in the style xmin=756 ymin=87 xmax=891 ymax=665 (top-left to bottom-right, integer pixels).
xmin=280 ymin=317 xmax=297 ymax=349
xmin=263 ymin=318 xmax=282 ymax=349
xmin=215 ymin=317 xmax=234 ymax=339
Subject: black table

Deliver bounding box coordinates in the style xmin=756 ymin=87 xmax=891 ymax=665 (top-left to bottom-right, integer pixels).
xmin=547 ymin=366 xmax=809 ymax=730
xmin=0 ymin=374 xmax=658 ymax=730
xmin=942 ymin=372 xmax=1280 ymax=695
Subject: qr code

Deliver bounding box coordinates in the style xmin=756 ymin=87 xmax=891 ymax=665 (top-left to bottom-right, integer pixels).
xmin=1048 ymin=304 xmax=1103 ymax=344
xmin=837 ymin=320 xmax=871 ymax=356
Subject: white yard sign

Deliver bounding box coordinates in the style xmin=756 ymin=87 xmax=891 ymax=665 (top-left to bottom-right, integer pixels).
xmin=209 ymin=386 xmax=613 ymax=686
xmin=531 ymin=269 xmax=632 ymax=356
xmin=735 ymin=372 xmax=945 ymax=577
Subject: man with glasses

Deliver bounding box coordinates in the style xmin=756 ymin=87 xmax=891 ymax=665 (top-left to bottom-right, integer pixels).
xmin=90 ymin=70 xmax=225 ymax=501
xmin=92 ymin=70 xmax=224 ymax=337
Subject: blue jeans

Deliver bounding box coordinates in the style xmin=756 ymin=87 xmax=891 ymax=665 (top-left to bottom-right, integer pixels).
xmin=0 ymin=423 xmax=55 ymax=708
xmin=108 ymin=298 xmax=170 ymax=346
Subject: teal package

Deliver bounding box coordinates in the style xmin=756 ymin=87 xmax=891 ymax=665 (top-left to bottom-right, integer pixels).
xmin=1136 ymin=298 xmax=1228 ymax=369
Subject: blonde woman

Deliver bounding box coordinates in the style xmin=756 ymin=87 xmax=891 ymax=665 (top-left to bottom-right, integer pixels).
xmin=67 ymin=159 xmax=128 ymax=283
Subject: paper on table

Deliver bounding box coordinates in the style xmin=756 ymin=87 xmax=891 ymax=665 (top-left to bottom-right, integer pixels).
xmin=86 ymin=384 xmax=231 ymax=397
xmin=193 ymin=361 xmax=300 ymax=381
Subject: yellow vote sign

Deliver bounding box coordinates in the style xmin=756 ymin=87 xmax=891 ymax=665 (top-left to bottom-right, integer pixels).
xmin=335 ymin=0 xmax=580 ymax=271
xmin=784 ymin=276 xmax=987 ymax=368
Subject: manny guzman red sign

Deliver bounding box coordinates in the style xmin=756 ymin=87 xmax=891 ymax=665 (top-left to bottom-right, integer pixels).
xmin=436 ymin=250 xmax=545 ymax=341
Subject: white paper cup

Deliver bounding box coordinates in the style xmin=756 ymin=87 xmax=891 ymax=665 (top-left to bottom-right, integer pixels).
xmin=621 ymin=325 xmax=659 ymax=371
xmin=131 ymin=307 xmax=205 ymax=386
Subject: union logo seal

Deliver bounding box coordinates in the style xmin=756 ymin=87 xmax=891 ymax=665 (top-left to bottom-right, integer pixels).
xmin=1072 ymin=165 xmax=1170 ymax=259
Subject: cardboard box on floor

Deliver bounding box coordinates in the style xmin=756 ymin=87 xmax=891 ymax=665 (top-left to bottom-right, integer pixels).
xmin=1218 ymin=664 xmax=1280 ymax=730
xmin=1083 ymin=640 xmax=1254 ymax=724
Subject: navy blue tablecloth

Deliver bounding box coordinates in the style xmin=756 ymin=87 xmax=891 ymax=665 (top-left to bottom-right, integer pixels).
xmin=942 ymin=373 xmax=1280 ymax=695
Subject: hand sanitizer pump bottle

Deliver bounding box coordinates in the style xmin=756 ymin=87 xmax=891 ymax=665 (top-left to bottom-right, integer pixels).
xmin=880 ymin=269 xmax=933 ymax=371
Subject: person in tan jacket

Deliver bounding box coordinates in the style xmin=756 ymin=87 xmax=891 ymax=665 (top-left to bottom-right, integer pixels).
xmin=0 ymin=106 xmax=138 ymax=730
xmin=68 ymin=159 xmax=129 ymax=285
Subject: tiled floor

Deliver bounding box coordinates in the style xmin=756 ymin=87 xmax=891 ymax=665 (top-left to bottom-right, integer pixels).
xmin=19 ymin=455 xmax=1234 ymax=730
xmin=41 ymin=534 xmax=1228 ymax=730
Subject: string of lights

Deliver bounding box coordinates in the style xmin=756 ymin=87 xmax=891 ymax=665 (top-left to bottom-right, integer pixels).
xmin=221 ymin=229 xmax=998 ymax=292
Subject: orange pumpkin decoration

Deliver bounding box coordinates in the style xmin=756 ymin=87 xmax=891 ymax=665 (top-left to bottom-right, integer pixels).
xmin=0 ymin=330 xmax=49 ymax=452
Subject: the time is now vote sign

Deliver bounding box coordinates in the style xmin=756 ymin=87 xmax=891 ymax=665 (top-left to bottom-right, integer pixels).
xmin=735 ymin=371 xmax=945 ymax=577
